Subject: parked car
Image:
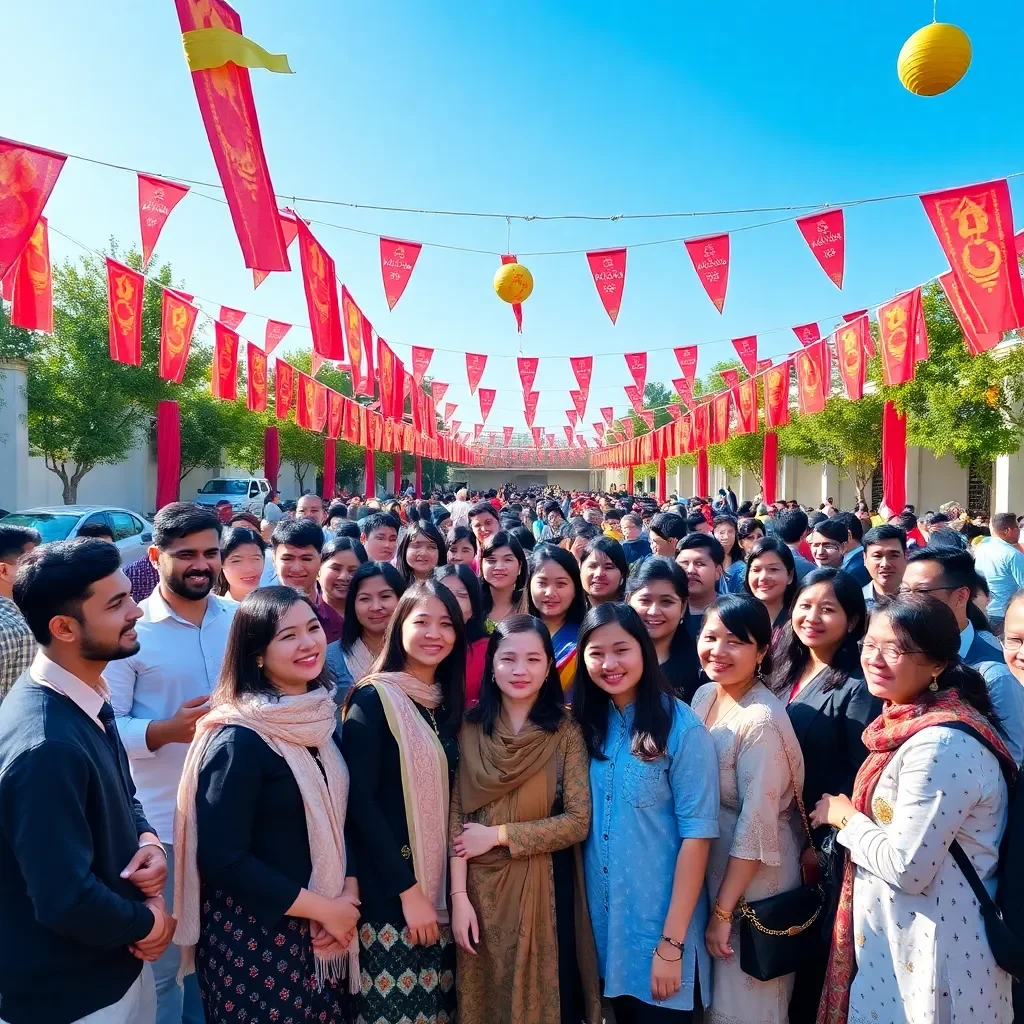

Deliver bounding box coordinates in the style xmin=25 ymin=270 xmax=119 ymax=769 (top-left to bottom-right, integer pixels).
xmin=194 ymin=477 xmax=271 ymax=518
xmin=0 ymin=506 xmax=155 ymax=565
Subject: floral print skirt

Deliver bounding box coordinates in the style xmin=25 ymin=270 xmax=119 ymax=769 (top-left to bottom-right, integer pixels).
xmin=197 ymin=887 xmax=346 ymax=1023
xmin=350 ymin=920 xmax=456 ymax=1024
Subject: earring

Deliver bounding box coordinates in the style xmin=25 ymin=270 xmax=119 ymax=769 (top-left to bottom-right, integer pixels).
xmin=929 ymin=677 xmax=939 ymax=691
xmin=257 ymin=658 xmax=264 ymax=669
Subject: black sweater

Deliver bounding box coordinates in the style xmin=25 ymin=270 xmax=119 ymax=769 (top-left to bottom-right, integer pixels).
xmin=0 ymin=680 xmax=156 ymax=1024
xmin=342 ymin=686 xmax=458 ymax=924
xmin=196 ymin=725 xmax=349 ymax=924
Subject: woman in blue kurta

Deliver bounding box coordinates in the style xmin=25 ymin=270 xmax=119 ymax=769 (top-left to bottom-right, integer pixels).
xmin=573 ymin=603 xmax=720 ymax=1023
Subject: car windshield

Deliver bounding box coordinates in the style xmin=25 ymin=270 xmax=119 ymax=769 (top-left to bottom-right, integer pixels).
xmin=199 ymin=480 xmax=249 ymax=495
xmin=0 ymin=513 xmax=79 ymax=542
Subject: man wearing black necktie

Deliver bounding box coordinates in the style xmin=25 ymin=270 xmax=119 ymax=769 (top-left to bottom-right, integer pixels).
xmin=0 ymin=539 xmax=175 ymax=1024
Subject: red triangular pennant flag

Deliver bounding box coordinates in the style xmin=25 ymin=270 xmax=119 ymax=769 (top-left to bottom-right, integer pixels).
xmin=431 ymin=380 xmax=449 ymax=403
xmin=795 ymin=209 xmax=845 ymax=290
xmin=411 ymin=345 xmax=433 ymax=384
xmin=479 ymin=388 xmax=496 ymax=422
xmin=684 ymin=234 xmax=730 ymax=313
xmin=265 ymin=320 xmax=291 ymax=356
xmin=674 ymin=345 xmax=698 ymax=384
xmin=517 ymin=356 xmax=538 ymax=394
xmin=624 ymin=352 xmax=647 ymax=393
xmin=624 ymin=385 xmax=644 ymax=414
xmin=569 ymin=355 xmax=593 ymax=397
xmin=586 ymin=248 xmax=627 ymax=324
xmin=466 ymin=352 xmax=487 ymax=395
xmin=138 ymin=173 xmax=189 ymax=269
xmin=524 ymin=391 xmax=540 ymax=427
xmin=570 ymin=389 xmax=587 ymax=421
xmin=730 ymin=335 xmax=758 ymax=376
xmin=379 ymin=237 xmax=423 ymax=310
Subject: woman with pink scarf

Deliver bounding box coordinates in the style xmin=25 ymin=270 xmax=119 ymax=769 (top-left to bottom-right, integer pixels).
xmin=342 ymin=579 xmax=467 ymax=1024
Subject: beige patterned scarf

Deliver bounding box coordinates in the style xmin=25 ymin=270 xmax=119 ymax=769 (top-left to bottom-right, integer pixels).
xmin=173 ymin=687 xmax=358 ymax=991
xmin=354 ymin=671 xmax=451 ymax=924
xmin=343 ymin=637 xmax=376 ymax=682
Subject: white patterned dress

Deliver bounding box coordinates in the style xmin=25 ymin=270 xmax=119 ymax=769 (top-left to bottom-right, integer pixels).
xmin=839 ymin=725 xmax=1011 ymax=1024
xmin=692 ymin=680 xmax=805 ymax=1024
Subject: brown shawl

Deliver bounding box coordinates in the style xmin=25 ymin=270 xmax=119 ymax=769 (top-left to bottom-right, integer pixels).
xmin=454 ymin=714 xmax=601 ymax=1024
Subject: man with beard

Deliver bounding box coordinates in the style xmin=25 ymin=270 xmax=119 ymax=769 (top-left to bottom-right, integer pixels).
xmin=0 ymin=540 xmax=176 ymax=1024
xmin=105 ymin=503 xmax=234 ymax=1024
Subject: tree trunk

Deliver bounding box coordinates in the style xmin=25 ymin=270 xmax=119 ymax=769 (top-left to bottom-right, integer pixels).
xmin=295 ymin=463 xmax=310 ymax=493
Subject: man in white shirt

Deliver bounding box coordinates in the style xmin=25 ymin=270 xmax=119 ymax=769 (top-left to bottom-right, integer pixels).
xmin=972 ymin=511 xmax=1024 ymax=633
xmin=446 ymin=488 xmax=472 ymax=528
xmin=105 ymin=503 xmax=236 ymax=1024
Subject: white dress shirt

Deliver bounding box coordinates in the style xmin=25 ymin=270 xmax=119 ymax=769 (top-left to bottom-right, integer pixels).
xmin=105 ymin=588 xmax=236 ymax=840
xmin=30 ymin=651 xmax=107 ymax=731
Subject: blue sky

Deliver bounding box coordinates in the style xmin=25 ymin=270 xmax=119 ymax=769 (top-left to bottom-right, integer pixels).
xmin=3 ymin=0 xmax=1022 ymax=440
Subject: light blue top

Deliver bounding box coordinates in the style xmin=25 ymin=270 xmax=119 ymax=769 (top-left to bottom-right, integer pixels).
xmin=723 ymin=559 xmax=746 ymax=593
xmin=972 ymin=536 xmax=1024 ymax=619
xmin=325 ymin=640 xmax=355 ymax=710
xmin=584 ymin=697 xmax=720 ymax=1011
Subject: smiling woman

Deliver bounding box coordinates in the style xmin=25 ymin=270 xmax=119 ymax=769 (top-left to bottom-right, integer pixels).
xmin=527 ymin=544 xmax=588 ymax=694
xmin=214 ymin=526 xmax=266 ymax=603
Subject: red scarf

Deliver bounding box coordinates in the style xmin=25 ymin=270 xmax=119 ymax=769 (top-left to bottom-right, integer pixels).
xmin=817 ymin=689 xmax=1016 ymax=1024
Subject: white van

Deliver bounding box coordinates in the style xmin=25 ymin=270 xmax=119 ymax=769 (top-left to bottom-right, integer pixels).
xmin=195 ymin=477 xmax=271 ymax=518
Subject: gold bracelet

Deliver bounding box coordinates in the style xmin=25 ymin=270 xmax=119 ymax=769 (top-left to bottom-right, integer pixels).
xmin=450 ymin=890 xmax=467 ymax=896
xmin=712 ymin=901 xmax=733 ymax=924
xmin=497 ymin=824 xmax=508 ymax=846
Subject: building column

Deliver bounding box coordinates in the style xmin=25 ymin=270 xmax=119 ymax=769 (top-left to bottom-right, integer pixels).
xmin=0 ymin=360 xmax=30 ymax=509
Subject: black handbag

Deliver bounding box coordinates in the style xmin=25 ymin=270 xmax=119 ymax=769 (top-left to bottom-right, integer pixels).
xmin=736 ymin=720 xmax=827 ymax=982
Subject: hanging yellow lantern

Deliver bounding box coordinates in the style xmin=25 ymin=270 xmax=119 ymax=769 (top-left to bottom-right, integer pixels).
xmin=897 ymin=22 xmax=972 ymax=96
xmin=494 ymin=261 xmax=534 ymax=304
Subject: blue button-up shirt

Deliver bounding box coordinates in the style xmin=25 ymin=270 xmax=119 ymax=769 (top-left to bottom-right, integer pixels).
xmin=584 ymin=697 xmax=720 ymax=1011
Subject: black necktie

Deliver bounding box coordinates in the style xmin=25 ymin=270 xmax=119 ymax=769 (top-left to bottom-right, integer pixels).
xmin=98 ymin=701 xmax=132 ymax=802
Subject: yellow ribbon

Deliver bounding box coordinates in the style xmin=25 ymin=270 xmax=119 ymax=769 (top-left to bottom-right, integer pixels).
xmin=182 ymin=27 xmax=293 ymax=74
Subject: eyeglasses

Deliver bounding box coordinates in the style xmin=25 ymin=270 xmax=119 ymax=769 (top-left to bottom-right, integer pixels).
xmin=1004 ymin=636 xmax=1024 ymax=652
xmin=811 ymin=542 xmax=841 ymax=553
xmin=862 ymin=640 xmax=924 ymax=662
xmin=897 ymin=585 xmax=953 ymax=596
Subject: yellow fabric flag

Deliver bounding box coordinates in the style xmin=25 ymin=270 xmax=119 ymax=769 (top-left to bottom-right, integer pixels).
xmin=182 ymin=27 xmax=293 ymax=74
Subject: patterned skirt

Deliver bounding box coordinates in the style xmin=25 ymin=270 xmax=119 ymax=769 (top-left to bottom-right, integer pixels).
xmin=350 ymin=920 xmax=456 ymax=1024
xmin=197 ymin=887 xmax=347 ymax=1023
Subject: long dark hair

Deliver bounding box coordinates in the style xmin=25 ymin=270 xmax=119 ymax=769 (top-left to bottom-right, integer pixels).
xmin=705 ymin=593 xmax=775 ymax=676
xmin=214 ymin=526 xmax=266 ymax=596
xmin=572 ymin=603 xmax=674 ymax=761
xmin=396 ymin=520 xmax=448 ymax=585
xmin=215 ymin=586 xmax=330 ymax=702
xmin=321 ymin=535 xmax=367 ymax=565
xmin=580 ymin=535 xmax=628 ymax=603
xmin=446 ymin=525 xmax=477 ymax=556
xmin=871 ymin=595 xmax=999 ymax=724
xmin=713 ymin=515 xmax=743 ymax=564
xmin=743 ymin=536 xmax=799 ymax=610
xmin=768 ymin=568 xmax=866 ymax=696
xmin=352 ymin=579 xmax=466 ymax=736
xmin=433 ymin=562 xmax=489 ymax=643
xmin=527 ymin=543 xmax=588 ymax=626
xmin=340 ymin=561 xmax=407 ymax=653
xmin=467 ymin=615 xmax=566 ymax=735
xmin=479 ymin=530 xmax=528 ymax=616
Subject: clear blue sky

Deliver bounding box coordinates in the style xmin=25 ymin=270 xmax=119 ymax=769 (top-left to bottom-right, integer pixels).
xmin=3 ymin=0 xmax=1022 ymax=439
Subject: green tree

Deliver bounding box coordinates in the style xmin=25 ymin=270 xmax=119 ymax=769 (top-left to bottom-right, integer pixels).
xmin=177 ymin=390 xmax=237 ymax=482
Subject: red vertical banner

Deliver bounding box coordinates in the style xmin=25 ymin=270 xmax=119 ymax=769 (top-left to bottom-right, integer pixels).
xmin=275 ymin=360 xmax=294 ymax=420
xmin=656 ymin=459 xmax=667 ymax=502
xmin=570 ymin=355 xmax=593 ymax=398
xmin=155 ymin=400 xmax=181 ymax=510
xmin=586 ymin=247 xmax=627 ymax=324
xmin=265 ymin=319 xmax=291 ymax=355
xmin=379 ymin=237 xmax=422 ymax=310
xmin=835 ymin=317 xmax=868 ymax=400
xmin=684 ymin=234 xmax=730 ymax=313
xmin=253 ymin=210 xmax=299 ymax=289
xmin=795 ymin=209 xmax=845 ymax=289
xmin=882 ymin=401 xmax=907 ymax=514
xmin=312 ymin=380 xmax=328 ymax=433
xmin=376 ymin=338 xmax=398 ymax=420
xmin=735 ymin=377 xmax=758 ymax=434
xmin=137 ymin=174 xmax=189 ymax=269
xmin=431 ymin=380 xmax=449 ymax=404
xmin=762 ymin=431 xmax=779 ymax=505
xmin=517 ymin=356 xmax=539 ymax=394
xmin=323 ymin=438 xmax=336 ymax=500
xmin=364 ymin=448 xmax=376 ymax=497
xmin=938 ymin=271 xmax=1001 ymax=355
xmin=296 ymin=371 xmax=315 ymax=429
xmin=693 ymin=403 xmax=709 ymax=450
xmin=920 ymin=178 xmax=1024 ymax=335
xmin=763 ymin=362 xmax=791 ymax=429
xmin=795 ymin=347 xmax=826 ymax=415
xmin=327 ymin=389 xmax=344 ymax=440
xmin=674 ymin=345 xmax=698 ymax=384
xmin=677 ymin=415 xmax=692 ymax=454
xmin=158 ymin=288 xmax=198 ymax=381
xmin=877 ymin=288 xmax=922 ymax=386
xmin=0 ymin=139 xmax=66 ymax=280
xmin=411 ymin=345 xmax=433 ymax=383
xmin=340 ymin=285 xmax=363 ymax=382
xmin=264 ymin=426 xmax=279 ymax=490
xmin=696 ymin=448 xmax=710 ymax=497
xmin=465 ymin=352 xmax=487 ymax=395
xmin=624 ymin=352 xmax=647 ymax=393
xmin=246 ymin=342 xmax=267 ymax=412
xmin=357 ymin=308 xmax=376 ymax=397
xmin=11 ymin=216 xmax=52 ymax=333
xmin=211 ymin=322 xmax=239 ymax=401
xmin=730 ymin=335 xmax=758 ymax=376
xmin=297 ymin=221 xmax=344 ymax=359
xmin=173 ymin=0 xmax=289 ymax=272
xmin=711 ymin=392 xmax=732 ymax=445
xmin=570 ymin=389 xmax=587 ymax=421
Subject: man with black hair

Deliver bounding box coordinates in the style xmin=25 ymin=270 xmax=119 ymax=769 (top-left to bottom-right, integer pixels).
xmin=684 ymin=513 xmax=712 ymax=536
xmin=771 ymin=508 xmax=816 ymax=581
xmin=807 ymin=518 xmax=848 ymax=570
xmin=973 ymin=511 xmax=1024 ymax=631
xmin=602 ymin=507 xmax=624 ymax=542
xmin=675 ymin=533 xmax=725 ymax=639
xmin=902 ymin=546 xmax=1024 ymax=762
xmin=1 ymin=540 xmax=176 ymax=1023
xmin=271 ymin=518 xmax=343 ymax=644
xmin=565 ymin=520 xmax=602 ymax=563
xmin=77 ymin=521 xmax=117 ymax=543
xmin=648 ymin=512 xmax=688 ymax=557
xmin=0 ymin=524 xmax=41 ymax=702
xmin=834 ymin=511 xmax=871 ymax=586
xmin=539 ymin=499 xmax=570 ymax=543
xmin=104 ymin=502 xmax=234 ymax=1024
xmin=360 ymin=512 xmax=401 ymax=563
xmin=861 ymin=524 xmax=908 ymax=608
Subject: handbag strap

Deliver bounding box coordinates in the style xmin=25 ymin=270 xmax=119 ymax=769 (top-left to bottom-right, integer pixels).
xmin=949 ymin=839 xmax=1002 ymax=918
xmin=763 ymin=713 xmax=814 ymax=850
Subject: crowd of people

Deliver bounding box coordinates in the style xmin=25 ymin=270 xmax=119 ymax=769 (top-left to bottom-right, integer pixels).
xmin=1 ymin=479 xmax=1024 ymax=1024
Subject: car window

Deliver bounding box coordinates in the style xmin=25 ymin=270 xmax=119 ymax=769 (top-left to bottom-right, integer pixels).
xmin=0 ymin=513 xmax=79 ymax=542
xmin=199 ymin=480 xmax=248 ymax=495
xmin=260 ymin=481 xmax=269 ymax=493
xmin=81 ymin=512 xmax=110 ymax=528
xmin=110 ymin=512 xmax=140 ymax=541
xmin=131 ymin=515 xmax=145 ymax=533
xmin=249 ymin=482 xmax=260 ymax=497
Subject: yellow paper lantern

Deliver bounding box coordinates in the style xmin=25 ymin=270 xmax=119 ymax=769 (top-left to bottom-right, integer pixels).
xmin=897 ymin=22 xmax=972 ymax=96
xmin=494 ymin=262 xmax=534 ymax=304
